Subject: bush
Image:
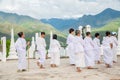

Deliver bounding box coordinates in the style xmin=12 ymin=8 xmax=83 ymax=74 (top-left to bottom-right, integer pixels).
xmin=6 ymin=40 xmax=10 ymax=57
xmin=0 ymin=39 xmax=10 ymax=57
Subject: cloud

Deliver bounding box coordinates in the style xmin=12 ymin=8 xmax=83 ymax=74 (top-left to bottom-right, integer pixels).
xmin=0 ymin=0 xmax=120 ymax=19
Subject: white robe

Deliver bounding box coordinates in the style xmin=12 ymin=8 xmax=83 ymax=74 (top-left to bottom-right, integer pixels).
xmin=84 ymin=37 xmax=95 ymax=67
xmin=102 ymin=36 xmax=113 ymax=65
xmin=111 ymin=36 xmax=118 ymax=62
xmin=93 ymin=38 xmax=101 ymax=61
xmin=66 ymin=34 xmax=75 ymax=64
xmin=36 ymin=37 xmax=46 ymax=65
xmin=50 ymin=39 xmax=61 ymax=66
xmin=74 ymin=36 xmax=85 ymax=68
xmin=15 ymin=38 xmax=27 ymax=70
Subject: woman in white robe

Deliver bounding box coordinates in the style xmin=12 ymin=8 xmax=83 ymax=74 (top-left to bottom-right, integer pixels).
xmin=36 ymin=32 xmax=46 ymax=69
xmin=93 ymin=33 xmax=101 ymax=64
xmin=66 ymin=28 xmax=75 ymax=65
xmin=50 ymin=34 xmax=61 ymax=67
xmin=74 ymin=30 xmax=85 ymax=72
xmin=15 ymin=32 xmax=30 ymax=72
xmin=111 ymin=32 xmax=118 ymax=63
xmin=102 ymin=31 xmax=113 ymax=68
xmin=84 ymin=32 xmax=95 ymax=69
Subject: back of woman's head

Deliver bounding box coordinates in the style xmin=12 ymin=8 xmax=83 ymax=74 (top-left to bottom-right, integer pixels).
xmin=53 ymin=34 xmax=57 ymax=39
xmin=69 ymin=28 xmax=74 ymax=33
xmin=86 ymin=32 xmax=91 ymax=36
xmin=41 ymin=32 xmax=45 ymax=35
xmin=75 ymin=30 xmax=80 ymax=35
xmin=106 ymin=31 xmax=111 ymax=36
xmin=18 ymin=32 xmax=23 ymax=37
xmin=95 ymin=33 xmax=100 ymax=37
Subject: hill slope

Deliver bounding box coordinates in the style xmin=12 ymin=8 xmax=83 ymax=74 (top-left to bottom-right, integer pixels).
xmin=92 ymin=18 xmax=120 ymax=40
xmin=93 ymin=18 xmax=120 ymax=32
xmin=0 ymin=11 xmax=67 ymax=46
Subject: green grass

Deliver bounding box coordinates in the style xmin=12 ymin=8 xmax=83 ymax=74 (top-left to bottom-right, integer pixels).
xmin=92 ymin=18 xmax=120 ymax=33
xmin=92 ymin=18 xmax=120 ymax=35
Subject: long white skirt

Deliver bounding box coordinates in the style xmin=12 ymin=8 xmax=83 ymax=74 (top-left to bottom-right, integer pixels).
xmin=103 ymin=48 xmax=113 ymax=65
xmin=112 ymin=47 xmax=117 ymax=62
xmin=75 ymin=52 xmax=85 ymax=68
xmin=18 ymin=50 xmax=27 ymax=70
xmin=94 ymin=48 xmax=101 ymax=61
xmin=84 ymin=50 xmax=95 ymax=67
xmin=66 ymin=44 xmax=75 ymax=64
xmin=50 ymin=52 xmax=60 ymax=66
xmin=38 ymin=49 xmax=46 ymax=65
xmin=67 ymin=48 xmax=75 ymax=64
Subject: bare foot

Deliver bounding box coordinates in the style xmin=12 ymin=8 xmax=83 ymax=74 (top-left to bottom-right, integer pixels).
xmin=76 ymin=67 xmax=81 ymax=72
xmin=113 ymin=61 xmax=117 ymax=63
xmin=17 ymin=70 xmax=22 ymax=72
xmin=40 ymin=65 xmax=45 ymax=69
xmin=106 ymin=64 xmax=112 ymax=68
xmin=22 ymin=69 xmax=27 ymax=72
xmin=51 ymin=64 xmax=56 ymax=68
xmin=54 ymin=64 xmax=58 ymax=68
xmin=51 ymin=64 xmax=54 ymax=67
xmin=97 ymin=61 xmax=101 ymax=64
xmin=70 ymin=64 xmax=75 ymax=66
xmin=106 ymin=64 xmax=109 ymax=68
xmin=37 ymin=61 xmax=40 ymax=66
xmin=87 ymin=66 xmax=94 ymax=69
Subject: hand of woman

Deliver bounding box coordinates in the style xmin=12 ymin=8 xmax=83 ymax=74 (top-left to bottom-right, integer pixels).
xmin=27 ymin=41 xmax=30 ymax=46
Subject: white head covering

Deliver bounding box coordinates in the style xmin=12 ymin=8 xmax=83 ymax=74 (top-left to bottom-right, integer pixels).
xmin=112 ymin=32 xmax=117 ymax=35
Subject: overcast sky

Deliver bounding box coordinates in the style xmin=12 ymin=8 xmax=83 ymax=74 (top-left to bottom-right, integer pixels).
xmin=0 ymin=0 xmax=120 ymax=19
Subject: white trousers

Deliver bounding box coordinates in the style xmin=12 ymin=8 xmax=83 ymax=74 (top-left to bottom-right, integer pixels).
xmin=18 ymin=50 xmax=27 ymax=70
xmin=75 ymin=52 xmax=85 ymax=68
xmin=50 ymin=52 xmax=60 ymax=66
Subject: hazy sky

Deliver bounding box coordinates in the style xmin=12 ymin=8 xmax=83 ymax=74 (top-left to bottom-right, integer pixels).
xmin=0 ymin=0 xmax=120 ymax=19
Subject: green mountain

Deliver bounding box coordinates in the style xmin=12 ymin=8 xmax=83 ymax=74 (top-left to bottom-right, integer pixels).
xmin=1 ymin=10 xmax=120 ymax=46
xmin=92 ymin=18 xmax=120 ymax=40
xmin=41 ymin=8 xmax=120 ymax=31
xmin=0 ymin=11 xmax=67 ymax=47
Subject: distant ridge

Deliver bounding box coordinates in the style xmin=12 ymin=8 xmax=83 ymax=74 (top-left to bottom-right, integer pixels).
xmin=40 ymin=8 xmax=120 ymax=31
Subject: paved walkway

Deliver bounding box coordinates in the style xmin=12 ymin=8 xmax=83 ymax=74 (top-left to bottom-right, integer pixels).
xmin=0 ymin=57 xmax=120 ymax=80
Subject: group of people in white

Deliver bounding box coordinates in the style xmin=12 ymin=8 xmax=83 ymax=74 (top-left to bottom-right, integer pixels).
xmin=67 ymin=28 xmax=118 ymax=72
xmin=15 ymin=28 xmax=118 ymax=72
